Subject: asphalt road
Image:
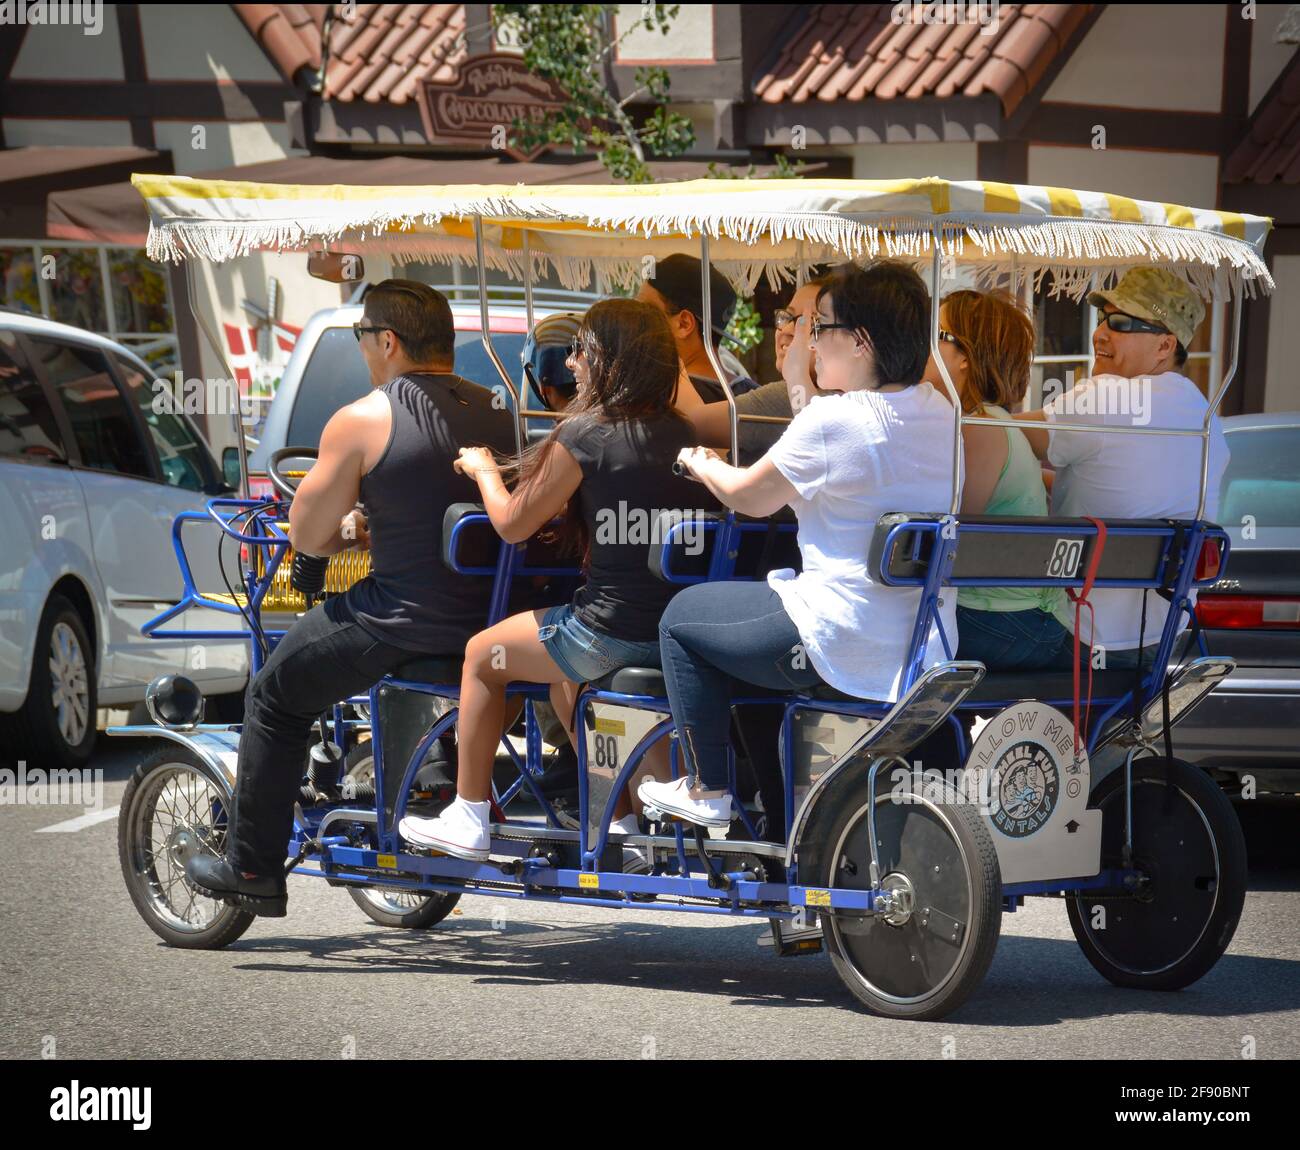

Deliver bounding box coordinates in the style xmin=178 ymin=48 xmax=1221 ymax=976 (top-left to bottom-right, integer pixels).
xmin=2 ymin=734 xmax=1297 ymax=1061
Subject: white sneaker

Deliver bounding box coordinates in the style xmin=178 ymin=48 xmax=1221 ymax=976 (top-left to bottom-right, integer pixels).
xmin=637 ymin=777 xmax=731 ymax=828
xmin=605 ymin=813 xmax=651 ymax=873
xmin=399 ymin=797 xmax=490 ymax=861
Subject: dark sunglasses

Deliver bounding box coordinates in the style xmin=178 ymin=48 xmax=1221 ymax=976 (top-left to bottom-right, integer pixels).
xmin=1101 ymin=311 xmax=1170 ymax=336
xmin=938 ymin=329 xmax=964 ymax=348
xmin=353 ymin=322 xmax=403 ymax=343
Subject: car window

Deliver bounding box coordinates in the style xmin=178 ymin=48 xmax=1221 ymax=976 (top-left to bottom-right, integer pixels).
xmin=27 ymin=336 xmax=152 ymax=480
xmin=113 ymin=354 xmax=209 ymax=492
xmin=0 ymin=332 xmax=67 ymax=464
xmin=452 ymin=332 xmax=525 ymax=403
xmin=1220 ymin=427 xmax=1300 ymax=529
xmin=286 ymin=327 xmax=369 ymax=449
xmin=286 ymin=326 xmax=526 ymax=451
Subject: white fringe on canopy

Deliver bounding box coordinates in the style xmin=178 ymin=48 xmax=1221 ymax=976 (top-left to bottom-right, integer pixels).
xmin=136 ymin=176 xmax=1275 ymax=300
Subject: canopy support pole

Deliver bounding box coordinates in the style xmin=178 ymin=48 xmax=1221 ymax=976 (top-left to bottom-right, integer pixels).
xmin=474 ymin=214 xmax=523 ymax=457
xmin=929 ymin=233 xmax=963 ymax=516
xmin=522 ymin=229 xmax=534 ymax=333
xmin=1197 ymin=288 xmax=1241 ymax=521
xmin=699 ymin=233 xmax=739 ymax=466
xmin=185 ymin=260 xmax=249 ymax=497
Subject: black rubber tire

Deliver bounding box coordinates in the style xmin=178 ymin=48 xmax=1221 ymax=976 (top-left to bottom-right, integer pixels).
xmin=0 ymin=594 xmax=97 ymax=770
xmin=342 ymin=741 xmax=461 ymax=929
xmin=118 ymin=745 xmax=255 ymax=949
xmin=1066 ymin=756 xmax=1247 ymax=991
xmin=820 ymin=780 xmax=1002 ymax=1020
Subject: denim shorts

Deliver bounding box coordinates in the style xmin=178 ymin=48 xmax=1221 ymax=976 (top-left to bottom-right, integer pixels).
xmin=537 ymin=603 xmax=661 ymax=684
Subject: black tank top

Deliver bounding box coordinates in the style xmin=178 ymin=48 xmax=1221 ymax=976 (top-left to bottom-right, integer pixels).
xmin=342 ymin=373 xmax=516 ymax=653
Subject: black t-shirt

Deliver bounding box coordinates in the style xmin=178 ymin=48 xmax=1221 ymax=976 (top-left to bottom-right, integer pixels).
xmin=554 ymin=411 xmax=717 ymax=642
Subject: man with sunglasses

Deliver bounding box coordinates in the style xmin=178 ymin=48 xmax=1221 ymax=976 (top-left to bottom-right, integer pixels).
xmin=187 ymin=279 xmax=515 ymax=915
xmin=1015 ymin=267 xmax=1229 ymax=672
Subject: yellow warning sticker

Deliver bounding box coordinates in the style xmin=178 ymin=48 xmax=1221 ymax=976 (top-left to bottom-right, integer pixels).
xmin=593 ymin=717 xmax=626 ymax=736
xmin=578 ymin=873 xmax=600 ymax=889
xmin=376 ymin=854 xmax=397 ymax=869
xmin=804 ymin=888 xmax=831 ymax=906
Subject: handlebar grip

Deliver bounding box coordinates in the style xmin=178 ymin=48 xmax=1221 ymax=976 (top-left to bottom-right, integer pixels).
xmin=671 ymin=460 xmax=687 ymax=477
xmin=291 ymin=552 xmax=330 ymax=598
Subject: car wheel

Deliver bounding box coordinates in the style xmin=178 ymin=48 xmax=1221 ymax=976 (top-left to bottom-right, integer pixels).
xmin=0 ymin=593 xmax=97 ymax=769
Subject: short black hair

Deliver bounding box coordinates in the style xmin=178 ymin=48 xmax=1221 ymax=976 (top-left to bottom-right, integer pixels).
xmin=647 ymin=254 xmax=737 ymax=338
xmin=817 ymin=261 xmax=931 ymax=386
xmin=363 ymin=279 xmax=454 ymax=363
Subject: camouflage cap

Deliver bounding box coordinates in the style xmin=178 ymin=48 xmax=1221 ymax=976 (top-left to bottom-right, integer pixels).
xmin=1088 ymin=267 xmax=1205 ymax=349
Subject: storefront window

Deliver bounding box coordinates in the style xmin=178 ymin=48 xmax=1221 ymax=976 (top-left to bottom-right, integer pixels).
xmin=0 ymin=242 xmax=179 ymax=377
xmin=0 ymin=249 xmax=41 ymax=314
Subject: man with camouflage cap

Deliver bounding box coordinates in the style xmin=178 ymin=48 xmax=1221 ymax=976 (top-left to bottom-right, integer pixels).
xmin=1017 ymin=266 xmax=1230 ymax=671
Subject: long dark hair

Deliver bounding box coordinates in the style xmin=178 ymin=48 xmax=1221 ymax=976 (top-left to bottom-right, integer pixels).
xmin=508 ymin=298 xmax=682 ymax=558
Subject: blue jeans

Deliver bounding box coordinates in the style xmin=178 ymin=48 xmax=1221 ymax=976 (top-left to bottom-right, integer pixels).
xmin=955 ymin=605 xmax=1068 ymax=671
xmin=658 ymin=581 xmax=821 ymax=789
xmin=1048 ymin=637 xmax=1163 ymax=672
xmin=538 ymin=603 xmax=661 ymax=683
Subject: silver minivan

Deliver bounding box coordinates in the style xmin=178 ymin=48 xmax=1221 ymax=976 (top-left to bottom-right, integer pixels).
xmin=0 ymin=312 xmax=248 ymax=768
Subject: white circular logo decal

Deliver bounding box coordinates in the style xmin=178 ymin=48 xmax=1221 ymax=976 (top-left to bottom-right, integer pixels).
xmin=990 ymin=741 xmax=1059 ymax=838
xmin=966 ymin=701 xmax=1085 ymax=841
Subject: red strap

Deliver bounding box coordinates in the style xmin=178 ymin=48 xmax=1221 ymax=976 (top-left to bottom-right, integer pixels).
xmin=1065 ymin=517 xmax=1108 ymax=758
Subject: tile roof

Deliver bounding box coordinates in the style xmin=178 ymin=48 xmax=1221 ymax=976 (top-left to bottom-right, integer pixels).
xmin=1224 ymin=48 xmax=1300 ymax=184
xmin=233 ymin=3 xmax=466 ymax=103
xmin=754 ymin=3 xmax=1093 ymax=117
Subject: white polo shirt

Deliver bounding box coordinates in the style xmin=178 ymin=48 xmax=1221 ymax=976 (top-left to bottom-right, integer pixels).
xmin=1045 ymin=371 xmax=1229 ymax=651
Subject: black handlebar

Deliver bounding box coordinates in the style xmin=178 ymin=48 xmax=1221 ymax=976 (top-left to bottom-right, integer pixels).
xmin=267 ymin=446 xmax=319 ymax=500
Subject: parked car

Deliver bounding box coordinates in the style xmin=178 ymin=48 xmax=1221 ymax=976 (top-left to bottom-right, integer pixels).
xmin=1176 ymin=412 xmax=1300 ymax=792
xmin=0 ymin=312 xmax=249 ymax=768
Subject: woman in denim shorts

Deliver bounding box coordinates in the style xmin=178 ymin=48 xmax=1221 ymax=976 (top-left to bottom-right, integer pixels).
xmin=400 ymin=299 xmax=715 ymax=861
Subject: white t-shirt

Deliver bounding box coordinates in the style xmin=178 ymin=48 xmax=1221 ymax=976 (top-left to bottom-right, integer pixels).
xmin=763 ymin=384 xmax=961 ymax=702
xmin=1045 ymin=371 xmax=1229 ymax=650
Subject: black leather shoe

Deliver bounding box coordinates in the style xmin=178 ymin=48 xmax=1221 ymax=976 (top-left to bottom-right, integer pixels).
xmin=185 ymin=855 xmax=288 ymax=917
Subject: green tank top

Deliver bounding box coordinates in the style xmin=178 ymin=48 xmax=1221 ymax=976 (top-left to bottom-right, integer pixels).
xmin=957 ymin=405 xmax=1064 ymax=615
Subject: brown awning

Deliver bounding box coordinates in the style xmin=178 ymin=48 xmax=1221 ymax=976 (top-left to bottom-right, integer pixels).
xmin=47 ymin=153 xmax=818 ymax=246
xmin=1 ymin=146 xmax=170 ymax=240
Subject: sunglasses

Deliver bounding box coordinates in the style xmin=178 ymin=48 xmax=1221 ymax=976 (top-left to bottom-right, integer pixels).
xmin=568 ymin=336 xmax=586 ymax=359
xmin=938 ymin=329 xmax=964 ymax=348
xmin=353 ymin=322 xmax=404 ymax=343
xmin=1100 ymin=311 xmax=1170 ymax=336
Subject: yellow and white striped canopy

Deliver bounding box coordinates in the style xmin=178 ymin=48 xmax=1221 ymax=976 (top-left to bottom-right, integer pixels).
xmin=132 ymin=173 xmax=1274 ymax=299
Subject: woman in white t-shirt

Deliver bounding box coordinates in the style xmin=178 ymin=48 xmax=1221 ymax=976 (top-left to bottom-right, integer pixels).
xmin=638 ymin=262 xmax=962 ymax=829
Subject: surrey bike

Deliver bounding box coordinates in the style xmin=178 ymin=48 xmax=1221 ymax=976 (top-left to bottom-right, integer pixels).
xmin=114 ymin=174 xmax=1268 ymax=1018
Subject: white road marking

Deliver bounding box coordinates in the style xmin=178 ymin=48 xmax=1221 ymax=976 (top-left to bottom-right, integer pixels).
xmin=36 ymin=806 xmax=120 ymax=833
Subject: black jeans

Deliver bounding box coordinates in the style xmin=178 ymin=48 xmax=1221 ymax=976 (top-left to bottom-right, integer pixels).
xmin=659 ymin=581 xmax=822 ymax=790
xmin=229 ymin=597 xmax=413 ymax=875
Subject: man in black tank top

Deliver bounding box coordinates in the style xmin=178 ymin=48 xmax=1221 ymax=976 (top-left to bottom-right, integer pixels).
xmin=187 ymin=281 xmax=515 ymax=914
